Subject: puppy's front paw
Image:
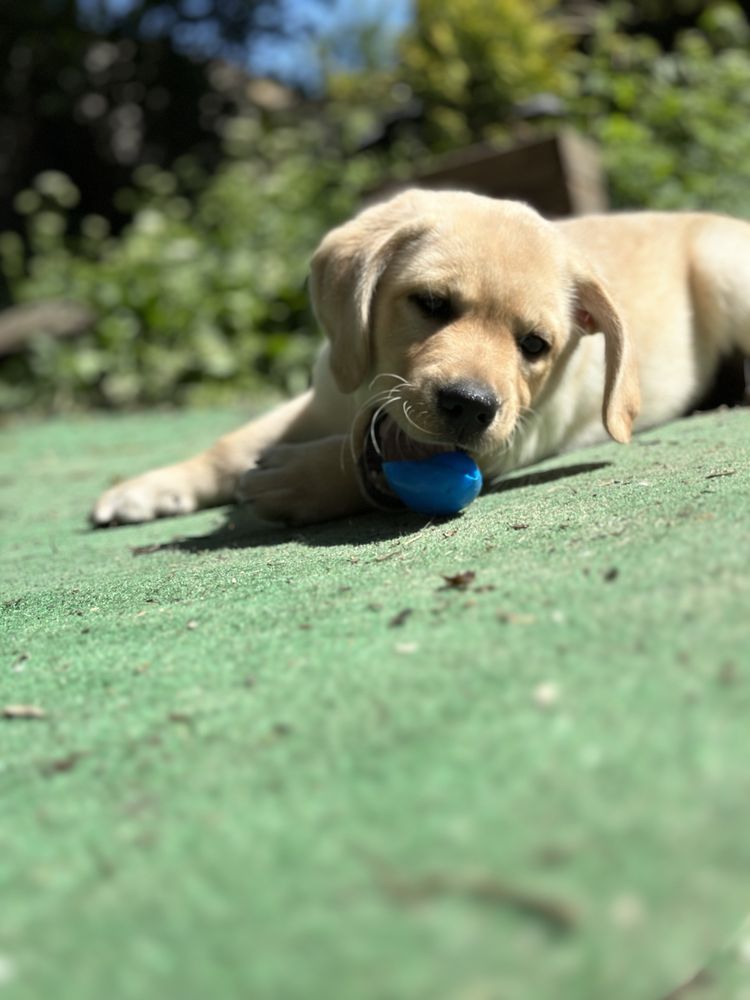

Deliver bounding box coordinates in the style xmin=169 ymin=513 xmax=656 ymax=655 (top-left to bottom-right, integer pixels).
xmin=91 ymin=465 xmax=200 ymax=526
xmin=237 ymin=439 xmax=366 ymax=526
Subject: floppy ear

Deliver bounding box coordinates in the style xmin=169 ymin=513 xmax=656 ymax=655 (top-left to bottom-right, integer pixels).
xmin=308 ymin=193 xmax=430 ymax=393
xmin=573 ymin=274 xmax=641 ymax=444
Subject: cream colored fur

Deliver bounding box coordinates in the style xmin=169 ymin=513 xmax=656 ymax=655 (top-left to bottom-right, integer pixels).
xmin=92 ymin=189 xmax=749 ymax=527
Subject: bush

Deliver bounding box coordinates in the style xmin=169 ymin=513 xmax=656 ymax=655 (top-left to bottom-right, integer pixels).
xmin=7 ymin=1 xmax=750 ymax=415
xmin=0 ymin=121 xmax=378 ymax=413
xmin=575 ymin=2 xmax=750 ymax=216
xmin=399 ymin=0 xmax=573 ymax=150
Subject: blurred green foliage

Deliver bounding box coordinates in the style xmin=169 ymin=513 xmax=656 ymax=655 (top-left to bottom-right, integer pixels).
xmin=576 ymin=2 xmax=750 ymax=214
xmin=0 ymin=122 xmax=376 ymax=411
xmin=3 ymin=0 xmax=750 ymax=413
xmin=399 ymin=0 xmax=573 ymax=150
xmin=323 ymin=0 xmax=572 ymax=163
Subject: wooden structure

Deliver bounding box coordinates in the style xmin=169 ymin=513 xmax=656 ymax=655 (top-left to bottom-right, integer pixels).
xmin=380 ymin=129 xmax=608 ymax=218
xmin=0 ymin=300 xmax=94 ymax=356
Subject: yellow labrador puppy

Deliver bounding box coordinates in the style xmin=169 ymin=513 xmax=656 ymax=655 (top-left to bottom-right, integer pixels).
xmin=92 ymin=188 xmax=749 ymax=527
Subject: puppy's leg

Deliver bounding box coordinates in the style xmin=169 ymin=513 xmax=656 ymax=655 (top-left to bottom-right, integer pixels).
xmin=91 ymin=389 xmax=342 ymax=526
xmin=237 ymin=436 xmax=369 ymax=526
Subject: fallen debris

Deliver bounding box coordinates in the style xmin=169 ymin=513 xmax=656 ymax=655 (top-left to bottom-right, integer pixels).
xmin=497 ymin=611 xmax=536 ymax=625
xmin=395 ymin=642 xmax=419 ymax=655
xmin=388 ymin=608 xmax=414 ymax=628
xmin=375 ymin=864 xmax=578 ymax=933
xmin=533 ymin=682 xmax=561 ymax=709
xmin=439 ymin=570 xmax=476 ymax=591
xmin=131 ymin=542 xmax=163 ymax=556
xmin=2 ymin=704 xmax=47 ymax=720
xmin=40 ymin=751 xmax=86 ymax=777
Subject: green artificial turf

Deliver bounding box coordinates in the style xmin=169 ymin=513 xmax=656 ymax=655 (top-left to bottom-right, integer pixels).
xmin=1 ymin=404 xmax=749 ymax=1000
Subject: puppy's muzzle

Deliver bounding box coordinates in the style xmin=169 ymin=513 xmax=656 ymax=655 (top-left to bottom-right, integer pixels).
xmin=436 ymin=380 xmax=500 ymax=444
xmin=356 ymin=380 xmax=500 ymax=510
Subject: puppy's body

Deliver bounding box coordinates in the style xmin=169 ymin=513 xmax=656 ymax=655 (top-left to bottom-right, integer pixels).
xmin=490 ymin=213 xmax=721 ymax=475
xmin=92 ymin=191 xmax=749 ymax=527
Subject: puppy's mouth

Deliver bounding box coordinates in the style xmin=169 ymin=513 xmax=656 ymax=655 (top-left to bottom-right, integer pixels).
xmin=358 ymin=412 xmax=454 ymax=509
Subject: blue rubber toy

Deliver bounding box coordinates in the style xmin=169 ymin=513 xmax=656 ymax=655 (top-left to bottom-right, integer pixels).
xmin=382 ymin=451 xmax=483 ymax=516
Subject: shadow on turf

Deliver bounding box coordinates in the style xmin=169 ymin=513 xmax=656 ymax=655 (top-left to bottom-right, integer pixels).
xmin=491 ymin=460 xmax=611 ymax=493
xmin=124 ymin=460 xmax=611 ymax=556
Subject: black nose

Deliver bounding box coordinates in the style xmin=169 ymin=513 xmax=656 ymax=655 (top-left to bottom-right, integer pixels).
xmin=436 ymin=381 xmax=500 ymax=440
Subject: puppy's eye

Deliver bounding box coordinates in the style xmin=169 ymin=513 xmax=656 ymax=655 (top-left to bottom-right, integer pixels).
xmin=408 ymin=292 xmax=455 ymax=322
xmin=519 ymin=333 xmax=550 ymax=359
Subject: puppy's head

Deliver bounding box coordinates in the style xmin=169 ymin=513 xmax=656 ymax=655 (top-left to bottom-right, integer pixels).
xmin=309 ymin=189 xmax=640 ymax=507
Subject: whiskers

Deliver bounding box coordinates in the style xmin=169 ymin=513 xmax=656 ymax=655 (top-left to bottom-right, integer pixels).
xmin=341 ymin=373 xmax=536 ymax=474
xmin=342 ymin=374 xmax=416 ymax=471
xmin=368 ymin=372 xmax=410 ymax=390
xmin=342 ymin=373 xmax=459 ymax=472
xmin=402 ymin=401 xmax=453 ymax=448
xmin=402 ymin=402 xmax=435 ymax=439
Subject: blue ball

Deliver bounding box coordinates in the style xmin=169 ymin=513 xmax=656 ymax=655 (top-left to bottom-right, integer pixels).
xmin=382 ymin=451 xmax=483 ymax=516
